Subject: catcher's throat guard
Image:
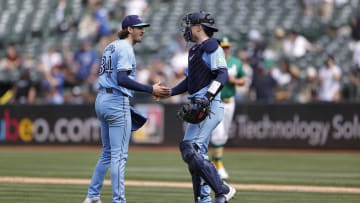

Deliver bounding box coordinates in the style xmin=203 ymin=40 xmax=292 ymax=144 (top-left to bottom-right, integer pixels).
xmin=177 ymin=98 xmax=210 ymax=124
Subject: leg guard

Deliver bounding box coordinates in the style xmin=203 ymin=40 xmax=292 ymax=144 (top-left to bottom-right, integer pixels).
xmin=179 ymin=141 xmax=229 ymax=196
xmin=189 ymin=167 xmax=201 ymax=202
xmin=189 ymin=167 xmax=212 ymax=203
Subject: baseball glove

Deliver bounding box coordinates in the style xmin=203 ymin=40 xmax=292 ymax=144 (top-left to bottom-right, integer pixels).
xmin=177 ymin=98 xmax=210 ymax=124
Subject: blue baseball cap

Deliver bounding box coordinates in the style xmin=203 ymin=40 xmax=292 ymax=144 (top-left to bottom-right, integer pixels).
xmin=122 ymin=15 xmax=150 ymax=29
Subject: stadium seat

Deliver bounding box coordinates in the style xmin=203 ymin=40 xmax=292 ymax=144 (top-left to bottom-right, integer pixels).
xmin=0 ymin=0 xmax=355 ymax=78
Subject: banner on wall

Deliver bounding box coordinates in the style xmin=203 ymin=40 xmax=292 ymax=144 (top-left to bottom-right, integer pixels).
xmin=0 ymin=103 xmax=359 ymax=149
xmin=0 ymin=105 xmax=100 ymax=144
xmin=0 ymin=104 xmax=166 ymax=145
xmin=226 ymin=103 xmax=360 ymax=149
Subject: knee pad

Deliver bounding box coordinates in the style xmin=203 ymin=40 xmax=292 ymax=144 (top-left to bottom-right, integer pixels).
xmin=188 ymin=151 xmax=206 ymax=172
xmin=179 ymin=140 xmax=196 ymax=163
xmin=180 ymin=141 xmax=212 ymax=173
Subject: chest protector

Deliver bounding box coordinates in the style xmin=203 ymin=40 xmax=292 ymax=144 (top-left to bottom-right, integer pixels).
xmin=188 ymin=38 xmax=219 ymax=94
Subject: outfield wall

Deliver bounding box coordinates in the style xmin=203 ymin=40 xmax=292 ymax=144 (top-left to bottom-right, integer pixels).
xmin=0 ymin=103 xmax=359 ymax=149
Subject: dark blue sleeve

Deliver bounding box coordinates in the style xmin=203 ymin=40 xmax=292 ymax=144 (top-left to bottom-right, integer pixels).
xmin=204 ymin=68 xmax=229 ymax=101
xmin=171 ymin=78 xmax=188 ymax=96
xmin=212 ymin=68 xmax=229 ymax=85
xmin=117 ymin=71 xmax=153 ymax=93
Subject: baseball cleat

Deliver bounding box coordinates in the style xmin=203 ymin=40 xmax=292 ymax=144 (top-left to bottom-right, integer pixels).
xmin=82 ymin=197 xmax=102 ymax=203
xmin=223 ymin=184 xmax=236 ymax=202
xmin=214 ymin=184 xmax=236 ymax=203
xmin=218 ymin=167 xmax=229 ymax=179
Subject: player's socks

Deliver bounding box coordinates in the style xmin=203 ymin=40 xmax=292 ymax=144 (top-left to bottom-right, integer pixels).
xmin=213 ymin=158 xmax=224 ymax=169
xmin=212 ymin=146 xmax=224 ymax=169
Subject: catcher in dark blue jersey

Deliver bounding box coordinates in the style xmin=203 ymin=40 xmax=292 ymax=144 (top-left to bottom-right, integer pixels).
xmin=170 ymin=11 xmax=236 ymax=203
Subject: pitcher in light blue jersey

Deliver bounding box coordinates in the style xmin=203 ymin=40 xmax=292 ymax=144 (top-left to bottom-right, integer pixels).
xmin=83 ymin=15 xmax=170 ymax=203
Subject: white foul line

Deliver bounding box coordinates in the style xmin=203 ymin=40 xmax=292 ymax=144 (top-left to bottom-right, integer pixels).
xmin=0 ymin=176 xmax=359 ymax=194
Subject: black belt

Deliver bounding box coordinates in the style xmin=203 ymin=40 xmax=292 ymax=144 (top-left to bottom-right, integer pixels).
xmin=99 ymin=88 xmax=129 ymax=97
xmin=105 ymin=88 xmax=113 ymax=93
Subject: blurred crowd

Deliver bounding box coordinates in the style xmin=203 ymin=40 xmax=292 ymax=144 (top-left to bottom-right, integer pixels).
xmin=0 ymin=0 xmax=360 ymax=105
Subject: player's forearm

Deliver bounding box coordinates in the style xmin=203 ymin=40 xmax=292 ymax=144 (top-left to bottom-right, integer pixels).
xmin=205 ymin=68 xmax=229 ymax=101
xmin=171 ymin=78 xmax=188 ymax=96
xmin=212 ymin=67 xmax=229 ymax=85
xmin=117 ymin=71 xmax=153 ymax=93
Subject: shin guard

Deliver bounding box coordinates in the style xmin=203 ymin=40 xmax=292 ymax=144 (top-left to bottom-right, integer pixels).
xmin=179 ymin=141 xmax=229 ymax=196
xmin=189 ymin=167 xmax=201 ymax=202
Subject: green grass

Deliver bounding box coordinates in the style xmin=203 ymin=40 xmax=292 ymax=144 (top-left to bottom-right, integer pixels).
xmin=1 ymin=183 xmax=360 ymax=203
xmin=1 ymin=148 xmax=359 ymax=187
xmin=0 ymin=147 xmax=359 ymax=203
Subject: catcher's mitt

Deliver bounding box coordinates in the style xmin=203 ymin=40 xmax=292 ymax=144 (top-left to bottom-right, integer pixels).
xmin=177 ymin=98 xmax=210 ymax=124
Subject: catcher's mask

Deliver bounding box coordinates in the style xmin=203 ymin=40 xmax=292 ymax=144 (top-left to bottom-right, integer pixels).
xmin=181 ymin=11 xmax=218 ymax=42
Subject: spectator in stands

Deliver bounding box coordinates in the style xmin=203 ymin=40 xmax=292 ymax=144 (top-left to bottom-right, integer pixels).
xmin=65 ymin=86 xmax=85 ymax=104
xmin=350 ymin=6 xmax=360 ymax=41
xmin=55 ymin=0 xmax=73 ymax=33
xmin=272 ymin=59 xmax=291 ymax=87
xmin=0 ymin=43 xmax=22 ymax=102
xmin=169 ymin=46 xmax=188 ymax=76
xmin=92 ymin=0 xmax=111 ymax=42
xmin=347 ymin=65 xmax=360 ymax=101
xmin=168 ymin=53 xmax=188 ymax=103
xmin=265 ymin=27 xmax=286 ymax=62
xmin=236 ymin=49 xmax=253 ymax=102
xmin=250 ymin=62 xmax=277 ymax=102
xmin=318 ymin=54 xmax=342 ymax=102
xmin=286 ymin=65 xmax=303 ymax=102
xmin=135 ymin=63 xmax=151 ymax=84
xmin=40 ymin=45 xmax=63 ymax=72
xmin=301 ymin=0 xmax=317 ymax=16
xmin=282 ymin=30 xmax=317 ymax=59
xmin=11 ymin=55 xmax=38 ymax=104
xmin=353 ymin=40 xmax=360 ymax=67
xmin=316 ymin=0 xmax=334 ymax=22
xmin=148 ymin=58 xmax=172 ymax=85
xmin=271 ymin=59 xmax=292 ymax=101
xmin=246 ymin=29 xmax=266 ymax=70
xmin=144 ymin=57 xmax=173 ymax=102
xmin=78 ymin=7 xmax=99 ymax=41
xmin=39 ymin=64 xmax=65 ymax=104
xmin=108 ymin=10 xmax=121 ymax=32
xmin=124 ymin=0 xmax=149 ymax=16
xmin=297 ymin=66 xmax=319 ymax=103
xmin=164 ymin=34 xmax=188 ymax=59
xmin=301 ymin=0 xmax=334 ymax=22
xmin=71 ymin=38 xmax=99 ymax=85
xmin=1 ymin=43 xmax=21 ymax=71
xmin=65 ymin=38 xmax=99 ymax=103
xmin=168 ymin=34 xmax=188 ymax=71
xmin=12 ymin=70 xmax=37 ymax=104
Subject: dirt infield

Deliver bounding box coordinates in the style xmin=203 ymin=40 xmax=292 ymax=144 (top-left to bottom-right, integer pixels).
xmin=1 ymin=176 xmax=360 ymax=194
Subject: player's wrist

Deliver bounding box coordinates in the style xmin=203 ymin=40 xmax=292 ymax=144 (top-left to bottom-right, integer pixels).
xmin=204 ymin=92 xmax=213 ymax=102
xmin=147 ymin=85 xmax=153 ymax=94
xmin=206 ymin=80 xmax=222 ymax=101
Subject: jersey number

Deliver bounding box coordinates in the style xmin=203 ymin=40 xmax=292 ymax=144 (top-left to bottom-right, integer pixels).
xmin=99 ymin=56 xmax=112 ymax=76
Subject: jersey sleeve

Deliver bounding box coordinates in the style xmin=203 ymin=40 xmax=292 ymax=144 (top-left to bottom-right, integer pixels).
xmin=209 ymin=47 xmax=227 ymax=71
xmin=116 ymin=46 xmax=132 ymax=72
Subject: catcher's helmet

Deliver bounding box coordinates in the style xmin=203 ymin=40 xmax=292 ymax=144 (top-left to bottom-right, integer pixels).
xmin=182 ymin=11 xmax=218 ymax=32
